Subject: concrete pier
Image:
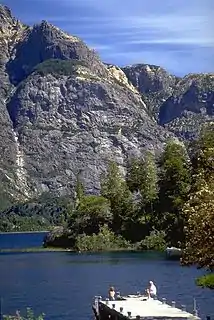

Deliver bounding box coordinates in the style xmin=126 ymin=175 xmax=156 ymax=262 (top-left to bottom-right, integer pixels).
xmin=93 ymin=295 xmax=201 ymax=320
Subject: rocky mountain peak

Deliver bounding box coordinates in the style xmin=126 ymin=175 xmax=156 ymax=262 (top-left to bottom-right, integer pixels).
xmin=0 ymin=5 xmax=24 ymax=36
xmin=34 ymin=20 xmax=80 ymax=43
xmin=123 ymin=63 xmax=178 ymax=95
xmin=6 ymin=16 xmax=108 ymax=85
xmin=158 ymin=73 xmax=214 ymax=138
xmin=0 ymin=5 xmax=12 ymax=22
xmin=122 ymin=64 xmax=179 ymax=119
xmin=0 ymin=5 xmax=213 ymax=201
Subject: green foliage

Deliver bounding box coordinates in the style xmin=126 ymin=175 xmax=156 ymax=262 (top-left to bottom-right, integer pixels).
xmin=1 ymin=124 xmax=213 ymax=272
xmin=0 ymin=182 xmax=13 ymax=212
xmin=181 ymin=176 xmax=214 ymax=270
xmin=75 ymin=225 xmax=131 ymax=252
xmin=137 ymin=229 xmax=166 ymax=251
xmin=74 ymin=174 xmax=85 ymax=208
xmin=158 ymin=140 xmax=191 ymax=211
xmin=196 ymin=273 xmax=214 ymax=289
xmin=0 ymin=193 xmax=72 ymax=232
xmin=191 ymin=123 xmax=214 ymax=178
xmin=69 ymin=195 xmax=112 ymax=235
xmin=3 ymin=308 xmax=45 ymax=320
xmin=127 ymin=152 xmax=158 ymax=207
xmin=33 ymin=59 xmax=88 ymax=77
xmin=156 ymin=140 xmax=192 ymax=246
xmin=139 ymin=151 xmax=158 ymax=206
xmin=101 ymin=161 xmax=134 ymax=235
xmin=126 ymin=158 xmax=142 ymax=192
xmin=181 ymin=125 xmax=214 ymax=270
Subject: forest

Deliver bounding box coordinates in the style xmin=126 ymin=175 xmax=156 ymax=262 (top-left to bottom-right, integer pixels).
xmin=43 ymin=124 xmax=214 ymax=277
xmin=1 ymin=124 xmax=213 ymax=286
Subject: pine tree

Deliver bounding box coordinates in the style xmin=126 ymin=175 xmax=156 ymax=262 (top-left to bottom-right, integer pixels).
xmin=139 ymin=151 xmax=158 ymax=211
xmin=126 ymin=158 xmax=143 ymax=192
xmin=74 ymin=173 xmax=85 ymax=209
xmin=182 ymin=125 xmax=214 ymax=270
xmin=101 ymin=161 xmax=134 ymax=235
xmin=182 ymin=175 xmax=214 ymax=270
xmin=157 ymin=140 xmax=191 ymax=245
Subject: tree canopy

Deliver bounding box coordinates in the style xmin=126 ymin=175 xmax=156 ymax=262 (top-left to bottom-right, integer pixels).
xmin=181 ymin=125 xmax=214 ymax=270
xmin=2 ymin=124 xmax=213 ymax=273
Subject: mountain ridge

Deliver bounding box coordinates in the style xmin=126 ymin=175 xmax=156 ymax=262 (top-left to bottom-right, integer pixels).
xmin=0 ymin=4 xmax=213 ymax=201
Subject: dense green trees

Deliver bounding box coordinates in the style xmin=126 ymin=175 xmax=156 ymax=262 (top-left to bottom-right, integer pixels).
xmin=156 ymin=140 xmax=192 ymax=246
xmin=70 ymin=195 xmax=112 ymax=235
xmin=0 ymin=193 xmax=71 ymax=232
xmin=1 ymin=125 xmax=213 ymax=275
xmin=101 ymin=161 xmax=134 ymax=236
xmin=63 ymin=141 xmax=194 ymax=249
xmin=181 ymin=125 xmax=214 ymax=271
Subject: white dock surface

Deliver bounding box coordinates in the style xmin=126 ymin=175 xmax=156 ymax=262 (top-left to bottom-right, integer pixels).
xmin=100 ymin=296 xmax=200 ymax=319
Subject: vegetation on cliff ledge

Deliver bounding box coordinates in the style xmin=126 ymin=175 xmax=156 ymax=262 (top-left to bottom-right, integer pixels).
xmin=33 ymin=59 xmax=88 ymax=77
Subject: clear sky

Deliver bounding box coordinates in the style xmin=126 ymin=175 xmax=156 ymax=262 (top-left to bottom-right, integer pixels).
xmin=2 ymin=0 xmax=214 ymax=76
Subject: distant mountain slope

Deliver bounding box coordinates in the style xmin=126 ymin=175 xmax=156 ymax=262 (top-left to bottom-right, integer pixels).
xmin=0 ymin=4 xmax=213 ymax=201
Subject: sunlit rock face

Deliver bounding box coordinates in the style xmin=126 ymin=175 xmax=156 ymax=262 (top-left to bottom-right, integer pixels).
xmin=0 ymin=5 xmax=213 ymax=200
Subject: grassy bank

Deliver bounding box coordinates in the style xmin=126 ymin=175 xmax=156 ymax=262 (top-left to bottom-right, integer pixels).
xmin=0 ymin=247 xmax=166 ymax=254
xmin=0 ymin=231 xmax=49 ymax=234
xmin=0 ymin=247 xmax=75 ymax=253
xmin=196 ymin=273 xmax=214 ymax=289
xmin=0 ymin=246 xmax=147 ymax=254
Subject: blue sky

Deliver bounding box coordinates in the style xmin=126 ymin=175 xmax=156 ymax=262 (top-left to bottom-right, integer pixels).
xmin=2 ymin=0 xmax=214 ymax=76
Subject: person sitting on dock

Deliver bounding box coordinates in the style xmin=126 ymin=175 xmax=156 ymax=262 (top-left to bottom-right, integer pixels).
xmin=108 ymin=286 xmax=115 ymax=301
xmin=147 ymin=281 xmax=157 ymax=298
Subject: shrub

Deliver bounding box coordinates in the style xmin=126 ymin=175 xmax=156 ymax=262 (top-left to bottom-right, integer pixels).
xmin=33 ymin=59 xmax=88 ymax=76
xmin=75 ymin=225 xmax=131 ymax=252
xmin=196 ymin=273 xmax=214 ymax=289
xmin=136 ymin=229 xmax=166 ymax=251
xmin=3 ymin=308 xmax=45 ymax=320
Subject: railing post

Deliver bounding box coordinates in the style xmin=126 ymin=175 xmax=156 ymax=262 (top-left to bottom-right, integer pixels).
xmin=193 ymin=298 xmax=198 ymax=317
xmin=0 ymin=297 xmax=2 ymax=320
xmin=181 ymin=305 xmax=186 ymax=312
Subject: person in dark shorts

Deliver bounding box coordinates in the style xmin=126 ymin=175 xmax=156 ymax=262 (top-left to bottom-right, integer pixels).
xmin=108 ymin=286 xmax=115 ymax=300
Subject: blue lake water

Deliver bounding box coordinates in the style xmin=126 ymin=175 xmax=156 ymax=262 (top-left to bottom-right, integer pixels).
xmin=0 ymin=232 xmax=48 ymax=249
xmin=0 ymin=233 xmax=213 ymax=320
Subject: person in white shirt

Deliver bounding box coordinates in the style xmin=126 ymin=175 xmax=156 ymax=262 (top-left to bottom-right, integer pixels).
xmin=147 ymin=280 xmax=157 ymax=298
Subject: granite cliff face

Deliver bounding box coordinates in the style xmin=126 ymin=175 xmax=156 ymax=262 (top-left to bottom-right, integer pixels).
xmin=122 ymin=64 xmax=179 ymax=119
xmin=123 ymin=65 xmax=214 ymax=139
xmin=0 ymin=5 xmax=213 ymax=201
xmin=158 ymin=74 xmax=214 ymax=139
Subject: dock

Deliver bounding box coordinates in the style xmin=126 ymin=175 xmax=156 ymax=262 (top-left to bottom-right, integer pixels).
xmin=93 ymin=295 xmax=201 ymax=320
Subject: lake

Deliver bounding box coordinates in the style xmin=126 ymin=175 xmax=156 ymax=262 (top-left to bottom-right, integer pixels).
xmin=0 ymin=233 xmax=213 ymax=320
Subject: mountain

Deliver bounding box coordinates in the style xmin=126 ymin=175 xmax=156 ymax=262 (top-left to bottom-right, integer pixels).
xmin=122 ymin=64 xmax=179 ymax=120
xmin=0 ymin=5 xmax=213 ymax=202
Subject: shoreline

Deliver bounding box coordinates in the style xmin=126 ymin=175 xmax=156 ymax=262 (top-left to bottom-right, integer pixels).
xmin=0 ymin=230 xmax=49 ymax=234
xmin=0 ymin=247 xmax=166 ymax=254
xmin=0 ymin=247 xmax=75 ymax=253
